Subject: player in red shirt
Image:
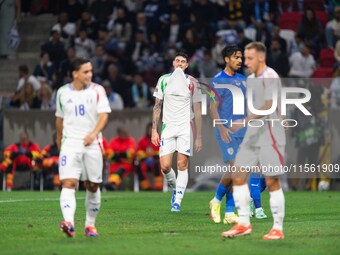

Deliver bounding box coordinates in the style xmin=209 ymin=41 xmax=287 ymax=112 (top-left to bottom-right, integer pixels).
xmin=107 ymin=127 xmax=135 ymax=190
xmin=136 ymin=122 xmax=162 ymax=190
xmin=0 ymin=132 xmax=40 ymax=191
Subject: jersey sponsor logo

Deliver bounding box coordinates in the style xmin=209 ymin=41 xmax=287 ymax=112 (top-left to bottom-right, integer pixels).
xmin=227 ymin=147 xmax=234 ymax=155
xmin=66 ymin=99 xmax=73 ymax=104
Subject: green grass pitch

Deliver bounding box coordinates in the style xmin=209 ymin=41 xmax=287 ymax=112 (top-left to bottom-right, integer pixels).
xmin=0 ymin=191 xmax=339 ymax=255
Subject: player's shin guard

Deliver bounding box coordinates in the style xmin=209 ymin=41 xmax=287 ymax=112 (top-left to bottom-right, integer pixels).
xmin=233 ymin=184 xmax=251 ymax=226
xmin=174 ymin=169 xmax=188 ymax=205
xmin=60 ymin=188 xmax=76 ymax=226
xmin=85 ymin=188 xmax=101 ymax=227
xmin=269 ymin=188 xmax=285 ymax=231
xmin=163 ymin=168 xmax=176 ymax=189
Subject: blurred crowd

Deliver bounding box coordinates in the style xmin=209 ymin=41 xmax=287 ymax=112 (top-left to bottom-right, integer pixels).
xmin=1 ymin=0 xmax=340 ymax=110
xmin=0 ymin=123 xmax=162 ymax=191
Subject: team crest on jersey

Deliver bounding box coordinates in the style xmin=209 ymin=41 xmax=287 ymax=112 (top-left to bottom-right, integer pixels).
xmin=86 ymin=97 xmax=93 ymax=104
xmin=227 ymin=147 xmax=234 ymax=155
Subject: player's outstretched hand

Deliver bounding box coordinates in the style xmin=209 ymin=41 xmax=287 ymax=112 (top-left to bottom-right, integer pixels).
xmin=195 ymin=137 xmax=202 ymax=152
xmin=84 ymin=133 xmax=96 ymax=146
xmin=151 ymin=129 xmax=160 ymax=146
xmin=219 ymin=126 xmax=233 ymax=143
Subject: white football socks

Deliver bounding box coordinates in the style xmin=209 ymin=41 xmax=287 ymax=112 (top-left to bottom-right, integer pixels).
xmin=60 ymin=188 xmax=76 ymax=226
xmin=269 ymin=188 xmax=285 ymax=231
xmin=164 ymin=168 xmax=176 ymax=189
xmin=85 ymin=188 xmax=101 ymax=227
xmin=233 ymin=184 xmax=251 ymax=226
xmin=174 ymin=169 xmax=188 ymax=205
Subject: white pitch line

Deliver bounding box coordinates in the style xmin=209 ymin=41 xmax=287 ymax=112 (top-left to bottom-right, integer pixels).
xmin=0 ymin=195 xmax=122 ymax=203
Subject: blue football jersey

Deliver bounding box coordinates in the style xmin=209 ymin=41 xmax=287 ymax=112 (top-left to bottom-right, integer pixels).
xmin=210 ymin=70 xmax=247 ymax=139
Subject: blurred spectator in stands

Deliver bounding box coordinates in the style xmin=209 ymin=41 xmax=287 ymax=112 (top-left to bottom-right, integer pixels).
xmin=168 ymin=0 xmax=190 ymax=26
xmin=135 ymin=122 xmax=162 ymax=190
xmin=20 ymin=0 xmax=30 ymax=16
xmin=289 ymin=43 xmax=316 ymax=78
xmin=277 ymin=0 xmax=300 ymax=13
xmin=288 ymin=33 xmax=303 ymax=56
xmin=131 ymin=73 xmax=153 ymax=109
xmin=0 ymin=0 xmax=20 ymax=59
xmin=107 ymin=127 xmax=135 ymax=190
xmin=51 ymin=12 xmax=76 ymax=48
xmin=133 ymin=12 xmax=148 ymax=40
xmin=16 ymin=64 xmax=41 ymax=93
xmin=10 ymin=82 xmax=41 ymax=110
xmin=236 ymin=27 xmax=253 ymax=52
xmin=143 ymin=0 xmax=168 ymax=32
xmin=297 ymin=7 xmax=323 ymax=57
xmin=107 ymin=7 xmax=132 ymax=50
xmin=330 ymin=66 xmax=340 ymax=108
xmin=0 ymin=132 xmax=40 ymax=191
xmin=39 ymin=82 xmax=55 ymax=110
xmin=33 ymin=52 xmax=56 ymax=86
xmin=198 ymin=49 xmax=219 ymax=79
xmin=212 ymin=36 xmax=226 ymax=69
xmin=148 ymin=32 xmax=163 ymax=55
xmin=74 ymin=29 xmax=95 ymax=59
xmin=106 ymin=64 xmax=131 ymax=106
xmin=60 ymin=0 xmax=84 ymax=23
xmin=97 ymin=25 xmax=118 ymax=55
xmin=265 ymin=25 xmax=287 ymax=53
xmin=217 ymin=0 xmax=246 ymax=30
xmin=192 ymin=0 xmax=217 ymax=29
xmin=136 ymin=45 xmax=163 ymax=73
xmin=267 ymin=38 xmax=289 ymax=77
xmin=335 ymin=40 xmax=340 ymax=64
xmin=189 ymin=11 xmax=212 ymax=49
xmin=102 ymin=79 xmax=124 ymax=110
xmin=126 ymin=29 xmax=148 ymax=64
xmin=78 ymin=9 xmax=99 ymax=40
xmin=58 ymin=47 xmax=76 ymax=86
xmin=89 ymin=0 xmax=114 ymax=26
xmin=291 ymin=101 xmax=324 ymax=191
xmin=41 ymin=30 xmax=66 ymax=69
xmin=182 ymin=28 xmax=200 ymax=59
xmin=90 ymin=44 xmax=106 ymax=83
xmin=163 ymin=13 xmax=185 ymax=50
xmin=39 ymin=133 xmax=60 ymax=190
xmin=326 ymin=6 xmax=340 ymax=48
xmin=248 ymin=0 xmax=278 ymax=41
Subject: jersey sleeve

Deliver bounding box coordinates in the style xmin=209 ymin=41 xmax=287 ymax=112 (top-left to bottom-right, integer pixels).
xmin=96 ymin=85 xmax=112 ymax=113
xmin=190 ymin=77 xmax=202 ymax=103
xmin=153 ymin=76 xmax=165 ymax=100
xmin=55 ymin=88 xmax=64 ymax=118
xmin=210 ymin=78 xmax=224 ymax=103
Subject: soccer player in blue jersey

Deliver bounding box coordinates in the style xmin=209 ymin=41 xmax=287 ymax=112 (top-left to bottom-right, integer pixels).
xmin=209 ymin=45 xmax=267 ymax=224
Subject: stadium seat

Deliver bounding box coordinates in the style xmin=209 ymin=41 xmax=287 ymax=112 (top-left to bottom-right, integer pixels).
xmin=279 ymin=12 xmax=301 ymax=31
xmin=311 ymin=67 xmax=333 ymax=88
xmin=279 ymin=29 xmax=295 ymax=52
xmin=316 ymin=11 xmax=329 ymax=28
xmin=319 ymin=48 xmax=335 ymax=68
xmin=303 ymin=0 xmax=326 ymax=11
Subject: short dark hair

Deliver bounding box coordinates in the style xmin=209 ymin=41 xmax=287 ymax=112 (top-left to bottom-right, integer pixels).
xmin=19 ymin=64 xmax=29 ymax=74
xmin=175 ymin=51 xmax=189 ymax=62
xmin=222 ymin=45 xmax=242 ymax=59
xmin=70 ymin=57 xmax=90 ymax=74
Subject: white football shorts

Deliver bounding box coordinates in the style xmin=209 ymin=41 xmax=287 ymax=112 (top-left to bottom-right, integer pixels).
xmin=234 ymin=143 xmax=285 ymax=177
xmin=159 ymin=122 xmax=193 ymax=157
xmin=58 ymin=138 xmax=103 ymax=183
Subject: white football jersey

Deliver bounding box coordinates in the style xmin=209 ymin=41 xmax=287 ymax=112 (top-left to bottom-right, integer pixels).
xmin=243 ymin=67 xmax=286 ymax=146
xmin=153 ymin=68 xmax=202 ymax=126
xmin=55 ymin=83 xmax=111 ymax=142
